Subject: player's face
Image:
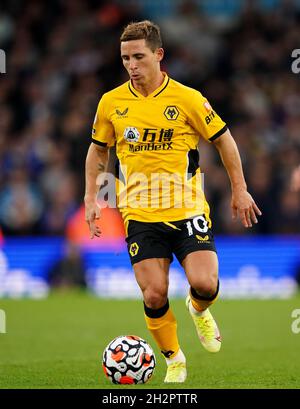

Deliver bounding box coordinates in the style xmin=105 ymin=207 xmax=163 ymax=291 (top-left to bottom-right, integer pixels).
xmin=121 ymin=39 xmax=163 ymax=85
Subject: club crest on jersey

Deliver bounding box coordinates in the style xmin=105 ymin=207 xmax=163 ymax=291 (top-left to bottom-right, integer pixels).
xmin=164 ymin=106 xmax=179 ymax=120
xmin=124 ymin=127 xmax=140 ymax=143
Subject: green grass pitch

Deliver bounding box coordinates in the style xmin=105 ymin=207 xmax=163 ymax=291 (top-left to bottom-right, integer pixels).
xmin=0 ymin=291 xmax=300 ymax=389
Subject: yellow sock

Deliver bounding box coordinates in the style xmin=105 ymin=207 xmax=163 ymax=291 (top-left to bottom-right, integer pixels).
xmin=144 ymin=300 xmax=180 ymax=359
xmin=190 ymin=280 xmax=219 ymax=312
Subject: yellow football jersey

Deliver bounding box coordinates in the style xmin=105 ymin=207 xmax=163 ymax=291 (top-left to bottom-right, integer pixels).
xmin=92 ymin=73 xmax=227 ymax=230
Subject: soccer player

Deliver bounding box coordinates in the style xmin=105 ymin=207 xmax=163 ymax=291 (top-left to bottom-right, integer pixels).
xmin=84 ymin=20 xmax=262 ymax=383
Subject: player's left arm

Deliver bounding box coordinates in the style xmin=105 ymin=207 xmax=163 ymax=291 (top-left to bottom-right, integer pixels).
xmin=212 ymin=128 xmax=262 ymax=228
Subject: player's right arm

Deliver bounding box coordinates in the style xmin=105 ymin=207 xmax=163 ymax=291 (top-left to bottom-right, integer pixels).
xmin=84 ymin=94 xmax=115 ymax=239
xmin=84 ymin=143 xmax=109 ymax=239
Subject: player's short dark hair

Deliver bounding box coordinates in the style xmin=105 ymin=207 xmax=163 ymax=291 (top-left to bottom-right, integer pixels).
xmin=120 ymin=20 xmax=162 ymax=52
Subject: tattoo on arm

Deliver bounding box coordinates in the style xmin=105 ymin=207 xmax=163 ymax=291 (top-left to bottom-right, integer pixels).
xmin=98 ymin=163 xmax=105 ymax=172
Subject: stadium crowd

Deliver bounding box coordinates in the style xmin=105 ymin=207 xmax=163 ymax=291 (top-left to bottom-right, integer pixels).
xmin=0 ymin=0 xmax=299 ymax=237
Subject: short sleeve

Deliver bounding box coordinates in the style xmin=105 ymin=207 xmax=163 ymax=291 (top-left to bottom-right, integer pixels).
xmin=91 ymin=94 xmax=115 ymax=147
xmin=188 ymin=91 xmax=227 ymax=142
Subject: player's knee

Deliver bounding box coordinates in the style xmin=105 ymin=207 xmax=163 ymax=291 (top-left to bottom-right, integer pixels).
xmin=190 ymin=275 xmax=218 ymax=298
xmin=143 ymin=287 xmax=168 ymax=309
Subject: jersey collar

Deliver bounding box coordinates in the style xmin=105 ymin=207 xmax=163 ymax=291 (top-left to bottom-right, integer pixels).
xmin=128 ymin=72 xmax=170 ymax=99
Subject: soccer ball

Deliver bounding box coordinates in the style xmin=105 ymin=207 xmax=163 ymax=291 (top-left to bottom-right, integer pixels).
xmin=102 ymin=335 xmax=156 ymax=384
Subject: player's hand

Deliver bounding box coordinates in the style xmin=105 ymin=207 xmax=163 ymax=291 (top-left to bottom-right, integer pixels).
xmin=85 ymin=200 xmax=101 ymax=239
xmin=231 ymin=189 xmax=262 ymax=228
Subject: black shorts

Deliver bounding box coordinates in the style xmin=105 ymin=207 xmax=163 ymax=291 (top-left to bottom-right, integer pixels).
xmin=125 ymin=215 xmax=217 ymax=265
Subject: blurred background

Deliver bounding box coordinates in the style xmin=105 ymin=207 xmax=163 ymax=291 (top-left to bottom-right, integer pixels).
xmin=0 ymin=0 xmax=299 ymax=299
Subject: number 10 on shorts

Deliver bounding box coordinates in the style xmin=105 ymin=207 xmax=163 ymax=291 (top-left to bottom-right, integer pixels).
xmin=186 ymin=216 xmax=209 ymax=236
